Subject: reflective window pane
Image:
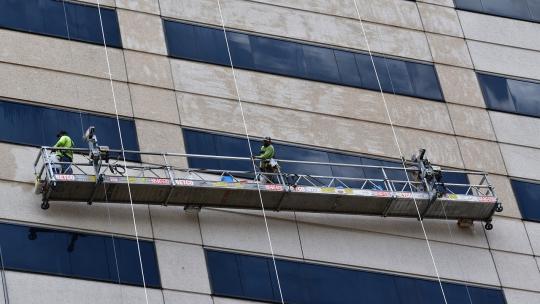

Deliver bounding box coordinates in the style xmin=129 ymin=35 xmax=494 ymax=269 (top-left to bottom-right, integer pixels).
xmin=529 ymin=0 xmax=540 ymax=21
xmin=0 ymin=0 xmax=121 ymax=47
xmin=301 ymin=45 xmax=340 ymax=83
xmin=482 ymin=0 xmax=531 ymax=21
xmin=206 ymin=249 xmax=506 ymax=304
xmin=511 ymin=179 xmax=540 ymax=222
xmin=477 ymin=73 xmax=516 ymax=113
xmin=386 ymin=58 xmax=414 ymax=96
xmin=507 ymin=78 xmax=540 ymax=117
xmin=335 ymin=50 xmax=362 ymax=87
xmin=0 ymin=222 xmax=160 ymax=287
xmin=454 ymin=0 xmax=484 ymax=11
xmin=408 ymin=63 xmax=443 ymax=100
xmin=251 ymin=36 xmax=303 ymax=77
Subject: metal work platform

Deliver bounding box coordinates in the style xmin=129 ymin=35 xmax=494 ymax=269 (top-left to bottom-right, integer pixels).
xmin=34 ymin=147 xmax=502 ymax=229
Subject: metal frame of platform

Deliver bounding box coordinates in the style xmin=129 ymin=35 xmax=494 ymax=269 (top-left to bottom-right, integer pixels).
xmin=33 ymin=147 xmax=503 ymax=229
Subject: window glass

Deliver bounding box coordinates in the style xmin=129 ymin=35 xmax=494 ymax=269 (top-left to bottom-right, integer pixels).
xmin=511 ymin=179 xmax=540 ymax=222
xmin=477 ymin=73 xmax=516 ymax=113
xmin=301 ymin=45 xmax=340 ymax=83
xmin=482 ymin=0 xmax=531 ymax=21
xmin=328 ymin=153 xmax=366 ymax=188
xmin=0 ymin=0 xmax=121 ymax=47
xmin=454 ymin=0 xmax=484 ymax=11
xmin=206 ymin=249 xmax=506 ymax=304
xmin=0 ymin=100 xmax=140 ymax=161
xmin=507 ymin=78 xmax=540 ymax=117
xmin=529 ymin=0 xmax=540 ymax=21
xmin=0 ymin=222 xmax=160 ymax=287
xmin=164 ymin=20 xmax=443 ymax=101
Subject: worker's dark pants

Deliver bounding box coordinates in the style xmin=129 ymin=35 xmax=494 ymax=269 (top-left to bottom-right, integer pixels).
xmin=59 ymin=156 xmax=73 ymax=174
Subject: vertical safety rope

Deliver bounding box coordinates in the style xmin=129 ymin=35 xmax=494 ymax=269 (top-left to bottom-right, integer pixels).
xmin=95 ymin=2 xmax=150 ymax=303
xmin=0 ymin=246 xmax=9 ymax=304
xmin=215 ymin=1 xmax=285 ymax=302
xmin=351 ymin=1 xmax=448 ymax=303
xmin=60 ymin=2 xmax=124 ymax=302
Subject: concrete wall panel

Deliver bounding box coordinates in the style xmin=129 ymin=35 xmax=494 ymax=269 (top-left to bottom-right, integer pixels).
xmin=118 ymin=10 xmax=167 ymax=55
xmin=436 ymin=65 xmax=485 ymax=108
xmin=447 ymin=104 xmax=495 ymax=140
xmin=0 ymin=29 xmax=126 ymax=81
xmin=163 ymin=290 xmax=213 ymax=304
xmin=504 ymin=288 xmax=540 ymax=304
xmin=485 ymin=217 xmax=533 ymax=255
xmin=155 ymin=241 xmax=211 ymax=293
xmin=386 ymin=95 xmax=454 ymax=134
xmin=250 ymin=0 xmax=356 ymax=19
xmin=457 ymin=137 xmax=507 ymax=175
xmin=524 ymin=221 xmax=540 ymax=257
xmin=492 ymin=251 xmax=540 ymax=291
xmin=500 ymin=144 xmax=540 ymax=181
xmin=417 ymin=0 xmax=454 ymax=7
xmin=199 ymin=209 xmax=303 ymax=258
xmin=149 ymin=206 xmax=202 ymax=245
xmin=124 ymin=51 xmax=174 ymax=89
xmin=0 ymin=63 xmax=132 ymax=117
xmin=426 ymin=34 xmax=472 ymax=68
xmin=130 ymin=84 xmax=179 ymax=124
xmin=135 ymin=119 xmax=186 ymax=167
xmin=5 ymin=271 xmax=163 ymax=304
xmin=468 ymin=40 xmax=540 ymax=81
xmin=490 ymin=111 xmax=540 ymax=149
xmin=116 ymin=0 xmax=160 ymax=14
xmin=354 ymin=0 xmax=423 ymax=30
xmin=418 ymin=3 xmax=463 ymax=37
xmin=459 ymin=11 xmax=540 ymax=51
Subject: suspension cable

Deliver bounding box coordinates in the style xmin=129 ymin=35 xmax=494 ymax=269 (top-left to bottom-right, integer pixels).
xmin=351 ymin=1 xmax=448 ymax=302
xmin=215 ymin=1 xmax=285 ymax=302
xmin=95 ymin=1 xmax=149 ymax=303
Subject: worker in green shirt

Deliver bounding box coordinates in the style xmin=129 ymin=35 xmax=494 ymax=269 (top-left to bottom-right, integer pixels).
xmin=53 ymin=130 xmax=75 ymax=174
xmin=253 ymin=137 xmax=276 ymax=174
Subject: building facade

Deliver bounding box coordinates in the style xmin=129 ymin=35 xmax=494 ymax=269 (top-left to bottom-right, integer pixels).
xmin=0 ymin=0 xmax=539 ymax=303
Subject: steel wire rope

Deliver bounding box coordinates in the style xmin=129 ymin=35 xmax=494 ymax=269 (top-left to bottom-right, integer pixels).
xmin=95 ymin=1 xmax=150 ymax=303
xmin=0 ymin=246 xmax=9 ymax=304
xmin=371 ymin=21 xmax=474 ymax=304
xmin=215 ymin=1 xmax=285 ymax=302
xmin=59 ymin=2 xmax=125 ymax=302
xmin=58 ymin=0 xmax=124 ymax=303
xmin=351 ymin=1 xmax=448 ymax=302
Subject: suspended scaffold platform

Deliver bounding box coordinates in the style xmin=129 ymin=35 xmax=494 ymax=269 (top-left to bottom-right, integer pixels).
xmin=33 ymin=145 xmax=503 ymax=230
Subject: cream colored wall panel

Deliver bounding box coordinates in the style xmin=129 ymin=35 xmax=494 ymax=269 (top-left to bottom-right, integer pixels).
xmin=0 ymin=180 xmax=154 ymax=238
xmin=418 ymin=3 xmax=463 ymax=37
xmin=417 ymin=0 xmax=454 ymax=7
xmin=296 ymin=213 xmax=489 ymax=248
xmin=469 ymin=174 xmax=521 ymax=219
xmin=485 ymin=218 xmax=533 ymax=254
xmin=0 ymin=63 xmax=132 ymax=117
xmin=124 ymin=51 xmax=174 ymax=89
xmin=504 ymin=289 xmax=540 ymax=304
xmin=299 ymin=223 xmax=499 ymax=285
xmin=149 ymin=205 xmax=202 ymax=244
xmin=155 ymin=241 xmax=211 ymax=293
xmin=490 ymin=111 xmax=540 ymax=149
xmin=354 ymin=0 xmax=423 ymax=30
xmin=447 ymin=104 xmax=495 ymax=140
xmin=116 ymin=0 xmax=160 ymax=14
xmin=459 ymin=11 xmax=540 ymax=51
xmin=214 ymin=298 xmax=263 ymax=304
xmin=160 ymin=0 xmax=221 ymax=25
xmin=0 ymin=143 xmax=39 ymax=184
xmin=386 ymin=95 xmax=454 ymax=134
xmin=118 ymin=9 xmax=167 ymax=55
xmin=436 ymin=65 xmax=485 ymax=108
xmin=251 ymin=0 xmax=356 ymax=19
xmin=525 ymin=221 xmax=540 ymax=256
xmin=78 ymin=0 xmax=116 ymax=7
xmin=500 ymin=144 xmax=540 ymax=181
xmin=0 ymin=29 xmax=126 ymax=81
xmin=468 ymin=40 xmax=540 ymax=81
xmin=5 ymin=271 xmax=163 ymax=304
xmin=199 ymin=209 xmax=303 ymax=258
xmin=427 ymin=34 xmax=472 ymax=68
xmin=130 ymin=84 xmax=179 ymax=124
xmin=177 ymin=92 xmax=400 ymax=159
xmin=492 ymin=251 xmax=540 ymax=291
xmin=163 ymin=290 xmax=213 ymax=304
xmin=457 ymin=137 xmax=507 ymax=175
xmin=395 ymin=128 xmax=464 ymax=168
xmin=135 ymin=119 xmax=186 ymax=167
xmin=171 ymin=60 xmax=237 ymax=100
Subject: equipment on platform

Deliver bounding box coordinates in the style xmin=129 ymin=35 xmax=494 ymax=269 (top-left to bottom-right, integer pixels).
xmin=33 ymin=131 xmax=502 ymax=230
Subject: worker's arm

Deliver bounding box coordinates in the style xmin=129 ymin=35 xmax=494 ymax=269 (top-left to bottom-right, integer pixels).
xmin=259 ymin=146 xmax=274 ymax=160
xmin=54 ymin=136 xmax=68 ymax=148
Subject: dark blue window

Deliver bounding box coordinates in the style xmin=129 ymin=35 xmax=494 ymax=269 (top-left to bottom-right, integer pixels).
xmin=0 ymin=100 xmax=140 ymax=161
xmin=455 ymin=0 xmax=540 ymax=24
xmin=164 ymin=20 xmax=443 ymax=101
xmin=0 ymin=0 xmax=121 ymax=47
xmin=206 ymin=249 xmax=506 ymax=304
xmin=511 ymin=179 xmax=540 ymax=222
xmin=0 ymin=222 xmax=160 ymax=288
xmin=478 ymin=73 xmax=540 ymax=118
xmin=182 ymin=129 xmax=469 ymax=193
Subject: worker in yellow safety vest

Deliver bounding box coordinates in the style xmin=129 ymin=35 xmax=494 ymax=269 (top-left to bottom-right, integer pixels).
xmin=53 ymin=130 xmax=75 ymax=174
xmin=253 ymin=137 xmax=276 ymax=174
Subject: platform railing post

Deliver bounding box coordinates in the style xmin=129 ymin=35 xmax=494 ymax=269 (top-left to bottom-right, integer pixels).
xmin=381 ymin=168 xmax=393 ymax=192
xmin=162 ymin=154 xmax=177 ymax=206
xmin=43 ymin=148 xmax=56 ymax=182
